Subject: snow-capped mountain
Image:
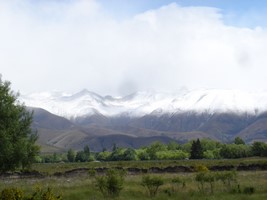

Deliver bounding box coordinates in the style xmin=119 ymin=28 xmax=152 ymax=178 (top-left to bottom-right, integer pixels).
xmin=20 ymin=89 xmax=267 ymax=120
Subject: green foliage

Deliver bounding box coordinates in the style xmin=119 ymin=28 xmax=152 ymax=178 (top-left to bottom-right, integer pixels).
xmin=67 ymin=149 xmax=75 ymax=162
xmin=96 ymin=151 xmax=111 ymax=161
xmin=190 ymin=139 xmax=203 ymax=159
xmin=74 ymin=146 xmax=94 ymax=162
xmin=0 ymin=188 xmax=23 ymax=200
xmin=167 ymin=141 xmax=180 ymax=150
xmin=141 ymin=175 xmax=164 ymax=197
xmin=215 ymin=171 xmax=237 ymax=190
xmin=220 ymin=144 xmax=252 ymax=158
xmin=122 ymin=148 xmax=137 ymax=161
xmin=0 ymin=77 xmax=39 ymax=172
xmin=136 ymin=149 xmax=150 ymax=160
xmin=146 ymin=141 xmax=167 ymax=160
xmin=0 ymin=186 xmax=62 ymax=200
xmin=155 ymin=150 xmax=189 ymax=160
xmin=30 ymin=186 xmax=62 ymax=200
xmin=252 ymin=141 xmax=267 ymax=157
xmin=234 ymin=137 xmax=245 ymax=145
xmin=94 ymin=169 xmax=125 ymax=198
xmin=195 ymin=172 xmax=216 ymax=194
xmin=171 ymin=176 xmax=186 ymax=191
xmin=201 ymin=139 xmax=222 ymax=151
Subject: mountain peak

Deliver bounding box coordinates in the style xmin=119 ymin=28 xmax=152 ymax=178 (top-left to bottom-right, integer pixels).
xmin=20 ymin=89 xmax=267 ymax=119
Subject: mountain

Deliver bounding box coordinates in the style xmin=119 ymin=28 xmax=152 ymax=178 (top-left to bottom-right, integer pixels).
xmin=21 ymin=89 xmax=267 ymax=119
xmin=21 ymin=89 xmax=267 ymax=151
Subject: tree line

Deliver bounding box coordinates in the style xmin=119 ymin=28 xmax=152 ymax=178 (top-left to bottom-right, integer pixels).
xmin=38 ymin=137 xmax=267 ymax=163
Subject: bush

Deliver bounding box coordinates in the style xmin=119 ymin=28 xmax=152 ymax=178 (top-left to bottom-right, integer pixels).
xmin=243 ymin=186 xmax=255 ymax=195
xmin=0 ymin=188 xmax=23 ymax=200
xmin=0 ymin=186 xmax=62 ymax=200
xmin=95 ymin=169 xmax=125 ymax=198
xmin=216 ymin=171 xmax=237 ymax=191
xmin=28 ymin=185 xmax=62 ymax=200
xmin=141 ymin=175 xmax=164 ymax=197
xmin=195 ymin=172 xmax=216 ymax=194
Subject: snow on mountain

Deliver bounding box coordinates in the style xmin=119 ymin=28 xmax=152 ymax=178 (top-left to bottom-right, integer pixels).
xmin=20 ymin=89 xmax=267 ymax=119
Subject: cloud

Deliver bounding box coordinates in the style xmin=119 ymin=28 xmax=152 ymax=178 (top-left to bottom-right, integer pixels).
xmin=1 ymin=0 xmax=267 ymax=95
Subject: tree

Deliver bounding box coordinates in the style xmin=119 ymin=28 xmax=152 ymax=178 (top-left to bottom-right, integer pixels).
xmin=67 ymin=149 xmax=76 ymax=162
xmin=251 ymin=141 xmax=267 ymax=157
xmin=83 ymin=145 xmax=91 ymax=162
xmin=190 ymin=139 xmax=203 ymax=159
xmin=75 ymin=151 xmax=86 ymax=162
xmin=146 ymin=141 xmax=167 ymax=160
xmin=122 ymin=148 xmax=137 ymax=161
xmin=0 ymin=76 xmax=39 ymax=172
xmin=234 ymin=137 xmax=245 ymax=145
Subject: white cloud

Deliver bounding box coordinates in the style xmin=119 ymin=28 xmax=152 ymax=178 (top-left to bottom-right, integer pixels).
xmin=1 ymin=1 xmax=267 ymax=95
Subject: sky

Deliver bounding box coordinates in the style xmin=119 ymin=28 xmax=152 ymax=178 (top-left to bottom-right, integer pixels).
xmin=1 ymin=0 xmax=267 ymax=96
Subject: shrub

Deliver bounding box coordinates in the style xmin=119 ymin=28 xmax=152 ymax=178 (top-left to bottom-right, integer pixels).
xmin=95 ymin=169 xmax=125 ymax=198
xmin=243 ymin=186 xmax=255 ymax=195
xmin=29 ymin=186 xmax=62 ymax=200
xmin=0 ymin=186 xmax=62 ymax=200
xmin=195 ymin=172 xmax=216 ymax=194
xmin=194 ymin=164 xmax=209 ymax=172
xmin=0 ymin=188 xmax=24 ymax=200
xmin=141 ymin=175 xmax=164 ymax=197
xmin=171 ymin=177 xmax=186 ymax=190
xmin=216 ymin=171 xmax=237 ymax=191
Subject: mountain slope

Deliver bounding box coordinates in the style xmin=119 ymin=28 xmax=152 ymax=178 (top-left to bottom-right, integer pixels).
xmin=21 ymin=89 xmax=267 ymax=152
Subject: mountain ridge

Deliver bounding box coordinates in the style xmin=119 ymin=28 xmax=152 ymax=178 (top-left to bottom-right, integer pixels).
xmin=21 ymin=88 xmax=267 ymax=120
xmin=21 ymin=89 xmax=267 ymax=151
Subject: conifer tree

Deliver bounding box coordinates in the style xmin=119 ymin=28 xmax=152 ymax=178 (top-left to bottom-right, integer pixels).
xmin=190 ymin=139 xmax=203 ymax=159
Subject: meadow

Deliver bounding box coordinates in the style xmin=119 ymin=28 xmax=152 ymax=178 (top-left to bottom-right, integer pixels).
xmin=0 ymin=158 xmax=267 ymax=199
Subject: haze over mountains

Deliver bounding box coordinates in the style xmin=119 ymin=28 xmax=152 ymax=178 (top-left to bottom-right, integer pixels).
xmin=20 ymin=89 xmax=267 ymax=152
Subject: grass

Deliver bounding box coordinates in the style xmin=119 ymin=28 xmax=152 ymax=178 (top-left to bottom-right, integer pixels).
xmin=32 ymin=157 xmax=267 ymax=175
xmin=0 ymin=158 xmax=267 ymax=199
xmin=0 ymin=171 xmax=267 ymax=199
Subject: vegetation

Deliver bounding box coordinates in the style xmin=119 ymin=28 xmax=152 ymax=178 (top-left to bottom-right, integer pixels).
xmin=94 ymin=169 xmax=125 ymax=198
xmin=141 ymin=175 xmax=164 ymax=197
xmin=0 ymin=170 xmax=266 ymax=200
xmin=37 ymin=138 xmax=267 ymax=164
xmin=0 ymin=76 xmax=39 ymax=173
xmin=0 ymin=186 xmax=62 ymax=200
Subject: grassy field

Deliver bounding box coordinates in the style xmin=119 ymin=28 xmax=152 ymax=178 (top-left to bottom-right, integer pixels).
xmin=0 ymin=171 xmax=267 ymax=199
xmin=32 ymin=157 xmax=267 ymax=175
xmin=0 ymin=158 xmax=267 ymax=199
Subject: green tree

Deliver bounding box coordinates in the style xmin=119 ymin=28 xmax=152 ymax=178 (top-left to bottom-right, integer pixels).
xmin=251 ymin=141 xmax=267 ymax=157
xmin=190 ymin=139 xmax=203 ymax=159
xmin=220 ymin=144 xmax=252 ymax=158
xmin=122 ymin=148 xmax=137 ymax=161
xmin=0 ymin=76 xmax=39 ymax=172
xmin=83 ymin=145 xmax=91 ymax=161
xmin=75 ymin=151 xmax=86 ymax=162
xmin=67 ymin=149 xmax=76 ymax=162
xmin=234 ymin=137 xmax=245 ymax=145
xmin=146 ymin=141 xmax=167 ymax=160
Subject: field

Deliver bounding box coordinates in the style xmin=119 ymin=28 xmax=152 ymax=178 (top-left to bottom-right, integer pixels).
xmin=1 ymin=158 xmax=267 ymax=199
